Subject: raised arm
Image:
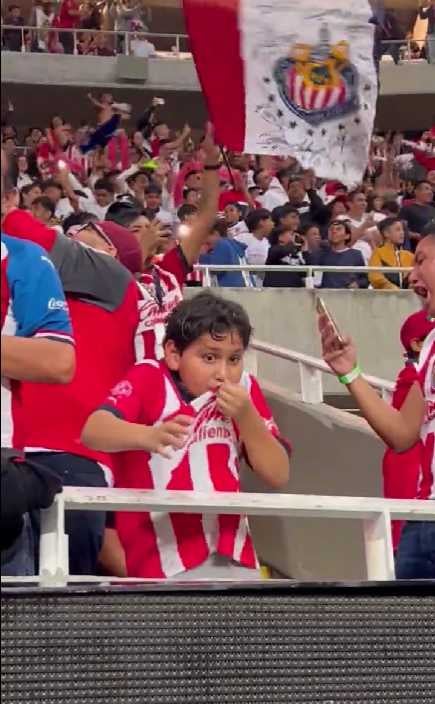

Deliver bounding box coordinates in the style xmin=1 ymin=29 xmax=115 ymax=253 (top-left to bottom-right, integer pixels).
xmin=179 ymin=125 xmax=220 ymax=267
xmin=318 ymin=316 xmax=424 ymax=451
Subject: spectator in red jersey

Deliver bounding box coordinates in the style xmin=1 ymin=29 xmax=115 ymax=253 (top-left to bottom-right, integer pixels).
xmin=2 ymin=189 xmax=144 ymax=575
xmin=319 ymin=232 xmax=435 ymax=579
xmin=82 ymin=292 xmax=290 ymax=579
xmin=383 ymin=310 xmax=435 ymax=551
xmin=106 ymin=123 xmax=220 ymax=361
xmin=55 ymin=0 xmax=81 ymax=54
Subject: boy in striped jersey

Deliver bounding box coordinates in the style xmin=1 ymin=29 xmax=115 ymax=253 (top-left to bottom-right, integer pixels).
xmin=82 ymin=293 xmax=291 ymax=579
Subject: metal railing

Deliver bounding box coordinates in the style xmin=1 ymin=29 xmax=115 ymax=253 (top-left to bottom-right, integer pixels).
xmin=249 ymin=338 xmax=394 ymax=404
xmin=1 ymin=487 xmax=434 ymax=587
xmin=194 ymin=264 xmax=413 ymax=289
xmin=1 ymin=29 xmax=432 ymax=62
xmin=1 ymin=25 xmax=190 ymax=56
xmin=378 ymin=37 xmax=431 ymax=63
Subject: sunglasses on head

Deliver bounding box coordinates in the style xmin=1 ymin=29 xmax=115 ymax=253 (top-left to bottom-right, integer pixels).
xmin=66 ymin=221 xmax=112 ymax=247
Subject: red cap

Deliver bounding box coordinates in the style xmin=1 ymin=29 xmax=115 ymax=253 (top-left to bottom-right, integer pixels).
xmin=400 ymin=309 xmax=435 ymax=353
xmin=97 ymin=221 xmax=143 ymax=275
xmin=325 ymin=181 xmax=347 ymax=197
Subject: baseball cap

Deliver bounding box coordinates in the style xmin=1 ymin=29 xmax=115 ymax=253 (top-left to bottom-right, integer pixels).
xmin=98 ymin=221 xmax=143 ymax=274
xmin=400 ymin=309 xmax=435 ymax=353
xmin=67 ymin=221 xmax=143 ymax=275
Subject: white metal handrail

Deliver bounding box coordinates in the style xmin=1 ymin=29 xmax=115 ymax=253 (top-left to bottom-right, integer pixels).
xmin=194 ymin=264 xmax=412 ymax=289
xmin=250 ymin=339 xmax=394 ymax=404
xmin=1 ymin=25 xmax=189 ymax=56
xmin=2 ymin=487 xmax=433 ymax=588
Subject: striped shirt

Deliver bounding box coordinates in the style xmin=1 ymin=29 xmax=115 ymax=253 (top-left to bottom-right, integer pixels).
xmin=102 ymin=361 xmax=283 ymax=578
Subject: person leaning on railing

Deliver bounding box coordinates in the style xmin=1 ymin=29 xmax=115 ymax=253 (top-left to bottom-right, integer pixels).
xmin=368 ymin=217 xmax=414 ymax=290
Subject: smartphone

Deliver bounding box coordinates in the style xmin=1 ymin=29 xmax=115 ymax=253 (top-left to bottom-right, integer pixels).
xmin=315 ymin=296 xmax=346 ymax=349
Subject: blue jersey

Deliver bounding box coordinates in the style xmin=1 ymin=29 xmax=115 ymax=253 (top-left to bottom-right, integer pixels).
xmin=1 ymin=234 xmax=74 ymax=447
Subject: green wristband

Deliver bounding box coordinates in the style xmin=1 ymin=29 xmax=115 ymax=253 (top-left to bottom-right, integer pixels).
xmin=338 ymin=365 xmax=362 ymax=385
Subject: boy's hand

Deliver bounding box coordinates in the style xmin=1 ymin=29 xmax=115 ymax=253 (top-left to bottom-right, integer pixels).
xmin=147 ymin=415 xmax=193 ymax=458
xmin=216 ymin=383 xmax=251 ymax=423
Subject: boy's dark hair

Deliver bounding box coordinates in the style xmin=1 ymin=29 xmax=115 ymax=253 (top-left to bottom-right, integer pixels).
xmin=42 ymin=179 xmax=62 ymax=192
xmin=177 ymin=203 xmax=198 ymax=221
xmin=105 ymin=201 xmax=143 ymax=227
xmin=245 ymin=208 xmax=271 ymax=232
xmin=415 ymin=180 xmax=430 ymax=191
xmin=20 ymin=180 xmax=41 ymax=196
xmin=269 ymin=225 xmax=292 ymax=247
xmin=382 ymin=199 xmax=399 ymax=215
xmin=63 ymin=211 xmax=98 ymax=234
xmin=272 ymin=203 xmax=299 ymax=224
xmin=94 ymin=177 xmax=115 ymax=194
xmin=33 ymin=196 xmax=55 ymax=217
xmin=164 ymin=292 xmax=252 ymax=353
xmin=379 ymin=216 xmax=400 ymax=236
xmin=145 ymin=184 xmax=162 ymax=196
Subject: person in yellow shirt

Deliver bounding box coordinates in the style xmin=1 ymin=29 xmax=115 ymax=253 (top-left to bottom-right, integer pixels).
xmin=369 ymin=217 xmax=414 ymax=290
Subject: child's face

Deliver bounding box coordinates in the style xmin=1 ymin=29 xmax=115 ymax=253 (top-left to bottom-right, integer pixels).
xmin=165 ymin=331 xmax=245 ymax=397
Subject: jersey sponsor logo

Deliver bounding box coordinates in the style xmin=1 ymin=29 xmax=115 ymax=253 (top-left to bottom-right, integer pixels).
xmin=137 ymin=288 xmax=183 ymax=332
xmin=48 ymin=297 xmax=68 ymax=311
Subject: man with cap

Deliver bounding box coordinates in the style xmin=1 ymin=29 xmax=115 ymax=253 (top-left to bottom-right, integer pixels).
xmin=382 ymin=310 xmax=435 ymax=551
xmin=1 ymin=204 xmax=143 ymax=575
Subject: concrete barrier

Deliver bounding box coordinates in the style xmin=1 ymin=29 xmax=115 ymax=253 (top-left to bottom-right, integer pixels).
xmin=186 ymin=288 xmax=419 ymax=389
xmin=244 ymin=382 xmax=387 ymax=581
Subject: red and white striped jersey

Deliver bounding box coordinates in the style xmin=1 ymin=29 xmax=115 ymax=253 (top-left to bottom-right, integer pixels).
xmin=101 ymin=360 xmax=285 ymax=578
xmin=135 ymin=247 xmax=189 ymax=361
xmin=416 ymin=329 xmax=435 ymax=500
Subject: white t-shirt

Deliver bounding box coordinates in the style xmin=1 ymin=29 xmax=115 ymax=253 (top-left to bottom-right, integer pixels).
xmin=227 ymin=221 xmax=249 ymax=239
xmin=338 ymin=212 xmax=384 ymax=265
xmin=352 ymin=240 xmax=372 ymax=265
xmin=130 ymin=39 xmax=156 ymax=58
xmin=257 ymin=178 xmax=288 ymax=211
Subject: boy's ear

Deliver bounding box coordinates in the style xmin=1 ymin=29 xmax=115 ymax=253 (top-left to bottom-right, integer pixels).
xmin=164 ymin=339 xmax=181 ymax=371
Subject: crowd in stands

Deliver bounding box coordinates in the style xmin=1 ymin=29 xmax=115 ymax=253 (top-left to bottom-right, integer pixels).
xmin=2 ymin=0 xmax=435 ymax=62
xmin=1 ymin=86 xmax=434 ymax=581
xmin=2 ymin=96 xmax=435 ymax=292
xmin=1 ymin=0 xmax=160 ymax=56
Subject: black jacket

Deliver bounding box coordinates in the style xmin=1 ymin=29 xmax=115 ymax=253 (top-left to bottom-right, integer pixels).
xmin=263 ymin=244 xmax=306 ymax=287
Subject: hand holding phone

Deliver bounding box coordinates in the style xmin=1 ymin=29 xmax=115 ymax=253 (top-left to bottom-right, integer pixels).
xmin=315 ymin=296 xmax=346 ymax=350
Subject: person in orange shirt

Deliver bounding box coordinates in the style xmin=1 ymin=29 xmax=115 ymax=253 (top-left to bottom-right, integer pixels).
xmin=369 ymin=217 xmax=414 ymax=290
xmin=382 ymin=309 xmax=435 ymax=550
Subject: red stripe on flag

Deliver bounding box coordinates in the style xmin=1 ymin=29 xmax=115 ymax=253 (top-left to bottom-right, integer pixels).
xmin=183 ymin=0 xmax=245 ymax=150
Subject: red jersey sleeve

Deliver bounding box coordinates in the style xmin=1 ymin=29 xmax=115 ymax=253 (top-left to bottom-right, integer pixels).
xmin=391 ymin=363 xmax=419 ymax=410
xmin=247 ymin=374 xmax=280 ymax=435
xmin=2 ymin=210 xmax=57 ymax=251
xmin=159 ymin=245 xmax=191 ymax=288
xmin=240 ymin=373 xmax=292 ymax=460
xmin=100 ymin=361 xmax=165 ymax=424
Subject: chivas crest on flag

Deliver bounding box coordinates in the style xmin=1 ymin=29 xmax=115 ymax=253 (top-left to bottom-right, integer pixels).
xmin=273 ymin=24 xmax=360 ymax=126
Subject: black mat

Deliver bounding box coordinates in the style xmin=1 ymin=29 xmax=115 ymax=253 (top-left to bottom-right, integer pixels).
xmin=1 ymin=582 xmax=434 ymax=704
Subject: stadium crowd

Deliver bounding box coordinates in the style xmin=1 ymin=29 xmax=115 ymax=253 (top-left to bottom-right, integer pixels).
xmin=2 ymin=0 xmax=435 ymax=61
xmin=1 ymin=87 xmax=434 ymax=580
